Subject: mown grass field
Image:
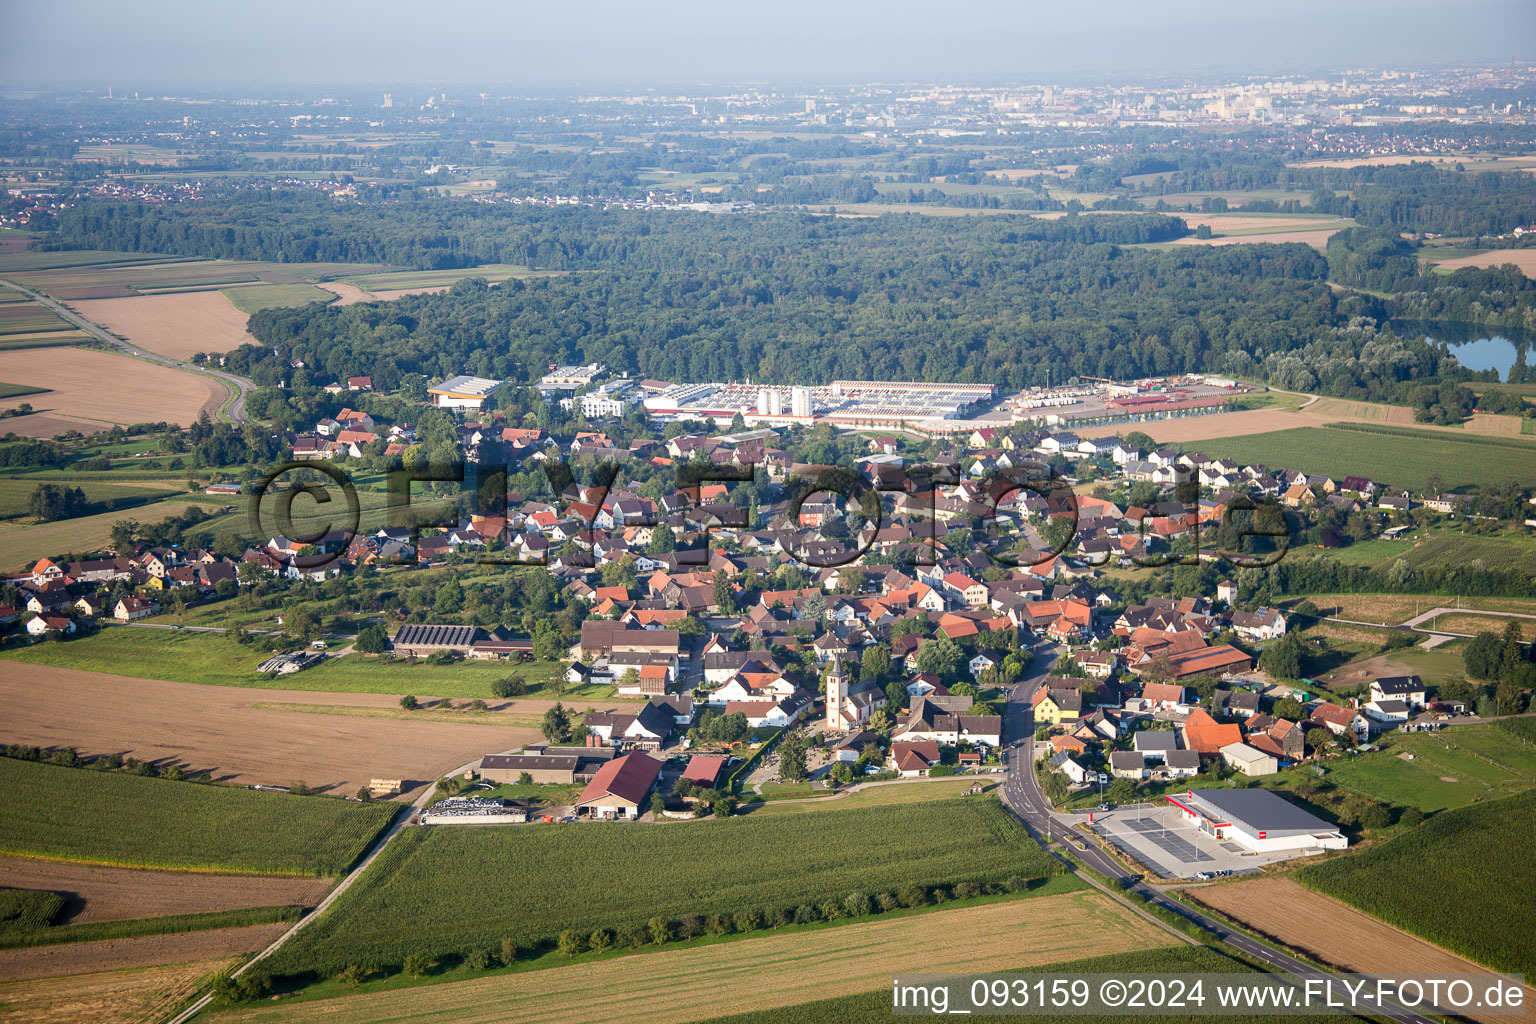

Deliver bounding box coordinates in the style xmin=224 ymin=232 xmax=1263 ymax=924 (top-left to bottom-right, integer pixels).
xmin=0 ymin=627 xmax=580 ymax=698
xmin=220 ymin=283 xmax=337 ymax=313
xmin=1319 ymin=724 xmax=1536 ymax=812
xmin=1181 ymin=424 xmax=1536 ymax=491
xmin=1297 ymin=788 xmax=1536 ymax=974
xmin=0 ymin=477 xmax=180 ymax=519
xmin=0 ymin=758 xmax=398 ymax=875
xmin=265 ymin=797 xmax=1057 ymax=978
xmin=0 ymin=495 xmax=228 ymax=571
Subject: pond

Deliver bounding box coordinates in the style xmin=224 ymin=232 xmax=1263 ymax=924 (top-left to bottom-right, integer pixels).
xmin=1391 ymin=320 xmax=1534 ymax=382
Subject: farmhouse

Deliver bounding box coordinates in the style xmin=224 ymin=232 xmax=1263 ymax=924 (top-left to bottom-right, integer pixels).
xmin=1166 ymin=788 xmax=1347 ymax=854
xmin=574 ymin=751 xmax=663 ymax=819
xmin=1369 ymin=675 xmax=1426 ymax=708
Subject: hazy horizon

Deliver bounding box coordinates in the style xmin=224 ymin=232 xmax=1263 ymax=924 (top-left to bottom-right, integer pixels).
xmin=4 ymin=0 xmax=1534 ymax=91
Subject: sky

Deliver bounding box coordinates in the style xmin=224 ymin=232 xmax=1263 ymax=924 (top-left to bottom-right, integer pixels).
xmin=4 ymin=0 xmax=1534 ymax=90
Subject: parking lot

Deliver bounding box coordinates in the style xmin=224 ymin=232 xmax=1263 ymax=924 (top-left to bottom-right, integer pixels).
xmin=1081 ymin=802 xmax=1302 ymax=879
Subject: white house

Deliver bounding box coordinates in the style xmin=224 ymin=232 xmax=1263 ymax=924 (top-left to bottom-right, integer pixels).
xmin=1368 ymin=675 xmax=1426 ymax=708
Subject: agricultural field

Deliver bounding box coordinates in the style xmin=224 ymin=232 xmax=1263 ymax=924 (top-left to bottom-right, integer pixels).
xmin=0 ymin=345 xmax=224 ymax=437
xmin=4 ymin=257 xmax=387 ymax=301
xmin=1428 ymin=612 xmax=1536 ymax=640
xmin=1186 ymin=877 xmax=1532 ymax=1024
xmin=0 ymin=956 xmax=240 ymax=1024
xmin=746 ymin=777 xmax=998 ymax=814
xmin=1175 ymin=424 xmax=1536 ymax=492
xmin=220 ymin=283 xmax=336 ymax=314
xmin=0 ymin=477 xmax=181 ymax=520
xmin=1316 ymin=724 xmax=1536 ymax=812
xmin=688 ymin=948 xmax=1348 ymax=1024
xmin=0 ymin=758 xmax=397 ymax=875
xmin=72 ymin=291 xmax=259 ymax=359
xmin=1298 ymin=592 xmax=1536 ymax=625
xmin=0 ymin=628 xmax=578 ymax=698
xmin=0 ymin=856 xmax=331 ymax=924
xmin=0 ymin=302 xmax=73 ymax=336
xmin=0 ymin=663 xmax=547 ymax=798
xmin=0 ymin=923 xmax=287 ymax=982
xmin=0 ymin=496 xmax=228 ymax=571
xmin=0 ymin=250 xmax=182 ymax=274
xmin=1296 ymin=788 xmax=1536 ymax=975
xmin=333 ymin=263 xmax=562 ymax=296
xmin=1430 ymin=248 xmax=1536 ymax=278
xmin=0 ymin=381 xmax=47 ymax=399
xmin=264 ymin=797 xmax=1057 ymax=978
xmin=215 ymin=891 xmax=1159 ymax=1024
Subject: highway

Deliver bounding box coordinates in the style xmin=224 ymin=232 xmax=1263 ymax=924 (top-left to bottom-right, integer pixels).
xmin=0 ymin=279 xmax=254 ymax=424
xmin=999 ymin=642 xmax=1437 ymax=1024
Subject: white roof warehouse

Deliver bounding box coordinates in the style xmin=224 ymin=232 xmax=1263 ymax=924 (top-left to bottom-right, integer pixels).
xmin=428 ymin=375 xmax=503 ymax=410
xmin=1166 ymin=788 xmax=1347 ymax=855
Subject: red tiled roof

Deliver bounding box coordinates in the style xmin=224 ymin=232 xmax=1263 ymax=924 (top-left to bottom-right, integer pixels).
xmin=576 ymin=751 xmax=661 ymax=807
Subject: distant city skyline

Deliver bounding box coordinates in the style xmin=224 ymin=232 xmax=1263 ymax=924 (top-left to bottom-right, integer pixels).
xmin=3 ymin=0 xmax=1533 ymax=89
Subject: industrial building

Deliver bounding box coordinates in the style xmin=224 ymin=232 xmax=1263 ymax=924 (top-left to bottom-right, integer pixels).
xmin=428 ymin=375 xmax=503 ymax=411
xmin=642 ymin=379 xmax=997 ymax=429
xmin=1166 ymin=788 xmax=1347 ymax=854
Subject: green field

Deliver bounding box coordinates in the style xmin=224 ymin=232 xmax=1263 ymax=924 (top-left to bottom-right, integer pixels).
xmin=0 ymin=332 xmax=92 ymax=350
xmin=0 ymin=477 xmax=180 ymax=520
xmin=747 ymin=778 xmax=997 ymax=814
xmin=0 ymin=887 xmax=64 ymax=934
xmin=1181 ymin=424 xmax=1536 ymax=492
xmin=1320 ymin=724 xmax=1536 ymax=812
xmin=0 ymin=902 xmax=302 ymax=950
xmin=334 ymin=264 xmax=557 ymax=292
xmin=0 ymin=305 xmax=71 ymax=335
xmin=0 ymin=250 xmax=179 ymax=272
xmin=265 ymin=796 xmax=1056 ymax=978
xmin=1297 ymin=788 xmax=1536 ymax=975
xmin=220 ymin=283 xmax=338 ymax=313
xmin=0 ymin=381 xmax=47 ymax=400
xmin=0 ymin=758 xmax=398 ymax=875
xmin=0 ymin=628 xmax=579 ymax=698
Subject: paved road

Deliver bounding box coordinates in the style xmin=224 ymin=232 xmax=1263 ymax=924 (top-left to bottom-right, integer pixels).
xmin=0 ymin=279 xmax=254 ymax=423
xmin=998 ymin=644 xmax=1437 ymax=1024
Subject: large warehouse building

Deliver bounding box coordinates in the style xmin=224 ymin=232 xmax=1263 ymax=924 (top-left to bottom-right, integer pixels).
xmin=1166 ymin=788 xmax=1348 ymax=854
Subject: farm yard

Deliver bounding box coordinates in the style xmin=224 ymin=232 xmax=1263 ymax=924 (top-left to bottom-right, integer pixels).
xmin=0 ymin=856 xmax=331 ymax=924
xmin=71 ymin=291 xmax=259 ymax=360
xmin=0 ymin=345 xmax=224 ymax=437
xmin=0 ymin=663 xmax=547 ymax=798
xmin=0 ymin=956 xmax=240 ymax=1024
xmin=263 ymin=797 xmax=1057 ymax=979
xmin=213 ymin=891 xmax=1162 ymax=1024
xmin=1184 ymin=877 xmax=1532 ymax=1024
xmin=0 ymin=758 xmax=397 ymax=875
xmin=1296 ymin=789 xmax=1536 ymax=976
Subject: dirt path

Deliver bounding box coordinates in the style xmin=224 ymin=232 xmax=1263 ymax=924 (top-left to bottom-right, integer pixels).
xmin=313 ymin=282 xmax=373 ymax=305
xmin=0 ymin=857 xmax=333 ymax=924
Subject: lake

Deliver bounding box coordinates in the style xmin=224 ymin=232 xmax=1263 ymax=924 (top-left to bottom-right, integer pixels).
xmin=1390 ymin=320 xmax=1534 ymax=382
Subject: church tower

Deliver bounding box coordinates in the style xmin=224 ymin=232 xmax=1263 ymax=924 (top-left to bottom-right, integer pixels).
xmin=824 ymin=654 xmax=846 ymax=730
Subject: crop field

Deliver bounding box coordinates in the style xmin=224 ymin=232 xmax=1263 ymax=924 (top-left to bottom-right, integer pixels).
xmin=1186 ymin=877 xmax=1531 ymax=1024
xmin=0 ymin=302 xmax=72 ymax=336
xmin=1176 ymin=424 xmax=1536 ymax=492
xmin=0 ymin=250 xmax=179 ymax=273
xmin=688 ymin=948 xmax=1358 ymax=1024
xmin=0 ymin=628 xmax=576 ymax=698
xmin=265 ymin=797 xmax=1057 ymax=977
xmin=72 ymin=292 xmax=259 ymax=359
xmin=0 ymin=924 xmax=286 ymax=983
xmin=335 ymin=264 xmax=561 ymax=295
xmin=1432 ymin=248 xmax=1536 ymax=278
xmin=0 ymin=346 xmax=223 ymax=437
xmin=1428 ymin=612 xmax=1536 ymax=639
xmin=1297 ymin=789 xmax=1536 ymax=975
xmin=216 ymin=893 xmax=1165 ymax=1024
xmin=0 ymin=496 xmax=227 ymax=570
xmin=220 ymin=283 xmax=336 ymax=313
xmin=0 ymin=888 xmax=65 ymax=933
xmin=0 ymin=332 xmax=92 ymax=350
xmin=0 ymin=855 xmax=331 ymax=925
xmin=0 ymin=477 xmax=180 ymax=520
xmin=747 ymin=777 xmax=997 ymax=814
xmin=0 ymin=663 xmax=546 ymax=798
xmin=0 ymin=381 xmax=46 ymax=399
xmin=1317 ymin=724 xmax=1536 ymax=812
xmin=7 ymin=257 xmax=391 ymax=300
xmin=1299 ymin=592 xmax=1536 ymax=624
xmin=1390 ymin=533 xmax=1536 ymax=576
xmin=0 ymin=956 xmax=240 ymax=1024
xmin=0 ymin=758 xmax=397 ymax=875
